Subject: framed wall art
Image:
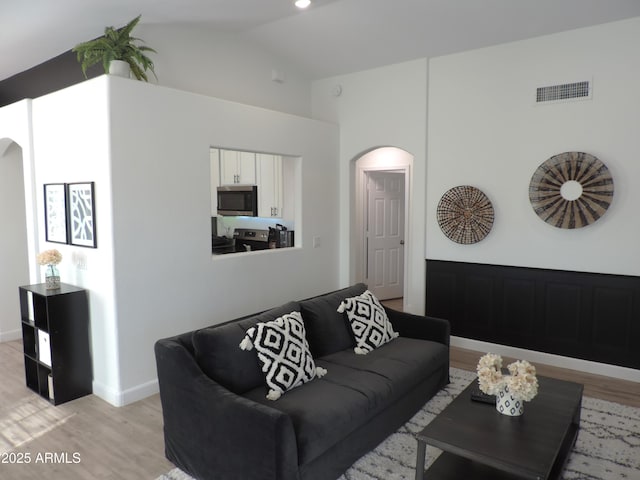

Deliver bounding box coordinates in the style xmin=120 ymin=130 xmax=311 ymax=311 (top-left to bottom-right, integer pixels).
xmin=67 ymin=182 xmax=97 ymax=248
xmin=43 ymin=183 xmax=68 ymax=244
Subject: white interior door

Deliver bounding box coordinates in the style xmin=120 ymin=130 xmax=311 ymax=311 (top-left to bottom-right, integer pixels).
xmin=366 ymin=171 xmax=405 ymax=300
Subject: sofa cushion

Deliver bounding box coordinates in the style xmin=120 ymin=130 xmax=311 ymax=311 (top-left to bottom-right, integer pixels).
xmin=337 ymin=289 xmax=399 ymax=354
xmin=193 ymin=301 xmax=300 ymax=393
xmin=240 ymin=311 xmax=326 ymax=401
xmin=243 ymin=337 xmax=449 ymax=465
xmin=299 ymin=283 xmax=366 ymax=357
xmin=321 ymin=337 xmax=449 ymax=396
xmin=243 ymin=364 xmax=390 ymax=465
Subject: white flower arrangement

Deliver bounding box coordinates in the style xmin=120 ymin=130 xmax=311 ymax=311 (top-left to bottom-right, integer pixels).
xmin=477 ymin=353 xmax=539 ymax=402
xmin=37 ymin=249 xmax=62 ymax=266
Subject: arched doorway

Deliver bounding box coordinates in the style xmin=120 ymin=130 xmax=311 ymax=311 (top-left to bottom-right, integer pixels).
xmin=0 ymin=138 xmax=30 ymax=341
xmin=353 ymin=147 xmax=414 ymax=304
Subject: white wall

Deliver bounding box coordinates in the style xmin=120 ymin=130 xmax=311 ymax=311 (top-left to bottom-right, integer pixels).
xmin=0 ymin=100 xmax=37 ymax=341
xmin=310 ymin=18 xmax=640 ymax=380
xmin=27 ymin=76 xmax=339 ymax=405
xmin=426 ymin=18 xmax=640 ymax=380
xmin=108 ymin=78 xmax=338 ymax=404
xmin=136 ymin=23 xmax=312 ymax=117
xmin=0 ymin=142 xmax=29 ymax=340
xmin=426 ymin=17 xmax=640 ymax=277
xmin=30 ymin=78 xmax=122 ymax=401
xmin=312 ymin=59 xmax=428 ymax=314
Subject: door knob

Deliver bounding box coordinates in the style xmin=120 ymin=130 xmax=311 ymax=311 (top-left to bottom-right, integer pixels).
xmin=400 ymin=240 xmax=405 ymax=245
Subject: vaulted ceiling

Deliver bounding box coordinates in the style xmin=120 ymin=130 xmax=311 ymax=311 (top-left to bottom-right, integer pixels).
xmin=3 ymin=0 xmax=640 ymax=82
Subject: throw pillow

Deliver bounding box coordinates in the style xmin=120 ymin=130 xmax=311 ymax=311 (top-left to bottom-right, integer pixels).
xmin=239 ymin=311 xmax=327 ymax=400
xmin=337 ymin=290 xmax=399 ymax=354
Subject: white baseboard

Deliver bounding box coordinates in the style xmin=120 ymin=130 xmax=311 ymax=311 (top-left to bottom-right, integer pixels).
xmin=452 ymin=336 xmax=640 ymax=383
xmin=92 ymin=379 xmax=159 ymax=407
xmin=0 ymin=329 xmax=22 ymax=342
xmin=120 ymin=379 xmax=159 ymax=406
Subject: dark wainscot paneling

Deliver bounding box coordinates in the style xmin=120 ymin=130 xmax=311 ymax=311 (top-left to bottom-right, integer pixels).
xmin=426 ymin=259 xmax=640 ymax=370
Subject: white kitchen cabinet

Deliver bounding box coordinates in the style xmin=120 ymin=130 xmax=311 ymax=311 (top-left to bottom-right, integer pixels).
xmin=220 ymin=150 xmax=256 ymax=185
xmin=257 ymin=153 xmax=283 ymax=218
xmin=210 ymin=148 xmax=220 ymax=215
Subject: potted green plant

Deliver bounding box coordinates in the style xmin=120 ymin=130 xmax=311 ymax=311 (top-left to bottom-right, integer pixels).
xmin=72 ymin=15 xmax=156 ymax=81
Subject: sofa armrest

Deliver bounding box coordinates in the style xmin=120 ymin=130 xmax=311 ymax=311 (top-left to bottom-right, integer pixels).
xmin=384 ymin=307 xmax=450 ymax=346
xmin=154 ymin=338 xmax=299 ymax=480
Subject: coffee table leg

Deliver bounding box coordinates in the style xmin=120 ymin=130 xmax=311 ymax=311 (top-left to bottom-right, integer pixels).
xmin=415 ymin=439 xmax=426 ymax=480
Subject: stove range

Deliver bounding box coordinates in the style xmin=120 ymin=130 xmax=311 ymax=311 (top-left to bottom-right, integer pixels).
xmin=232 ymin=228 xmax=270 ymax=252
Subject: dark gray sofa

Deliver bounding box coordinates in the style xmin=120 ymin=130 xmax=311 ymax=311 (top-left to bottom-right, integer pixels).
xmin=154 ymin=283 xmax=450 ymax=480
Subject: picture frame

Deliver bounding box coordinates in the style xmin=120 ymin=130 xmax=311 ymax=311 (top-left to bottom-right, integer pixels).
xmin=43 ymin=183 xmax=68 ymax=244
xmin=67 ymin=182 xmax=97 ymax=248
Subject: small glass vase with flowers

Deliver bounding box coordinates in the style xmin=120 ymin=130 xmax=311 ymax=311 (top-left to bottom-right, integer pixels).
xmin=37 ymin=249 xmax=62 ymax=290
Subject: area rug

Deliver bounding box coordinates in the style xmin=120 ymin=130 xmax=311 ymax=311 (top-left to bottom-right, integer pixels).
xmin=156 ymin=368 xmax=640 ymax=480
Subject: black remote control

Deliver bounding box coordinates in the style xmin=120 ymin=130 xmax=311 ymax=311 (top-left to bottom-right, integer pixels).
xmin=470 ymin=387 xmax=496 ymax=404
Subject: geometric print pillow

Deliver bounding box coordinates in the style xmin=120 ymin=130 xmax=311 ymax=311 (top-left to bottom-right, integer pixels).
xmin=337 ymin=290 xmax=399 ymax=355
xmin=239 ymin=311 xmax=327 ymax=400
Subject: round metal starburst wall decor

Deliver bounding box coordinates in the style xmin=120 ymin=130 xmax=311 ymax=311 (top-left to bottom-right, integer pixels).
xmin=436 ymin=185 xmax=494 ymax=244
xmin=529 ymin=152 xmax=614 ymax=229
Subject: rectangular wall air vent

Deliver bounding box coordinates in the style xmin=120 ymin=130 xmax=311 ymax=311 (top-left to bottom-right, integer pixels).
xmin=536 ymin=81 xmax=591 ymax=103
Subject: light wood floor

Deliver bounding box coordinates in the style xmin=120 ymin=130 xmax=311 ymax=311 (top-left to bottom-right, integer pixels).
xmin=0 ymin=340 xmax=173 ymax=480
xmin=1 ymin=325 xmax=639 ymax=479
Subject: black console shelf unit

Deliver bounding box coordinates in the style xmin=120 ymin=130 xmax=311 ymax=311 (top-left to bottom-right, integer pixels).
xmin=19 ymin=283 xmax=92 ymax=405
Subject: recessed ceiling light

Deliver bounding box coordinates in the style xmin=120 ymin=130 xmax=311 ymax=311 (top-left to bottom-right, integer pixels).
xmin=295 ymin=0 xmax=311 ymax=9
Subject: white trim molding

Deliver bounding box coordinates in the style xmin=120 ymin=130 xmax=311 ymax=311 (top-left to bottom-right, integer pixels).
xmin=452 ymin=336 xmax=640 ymax=383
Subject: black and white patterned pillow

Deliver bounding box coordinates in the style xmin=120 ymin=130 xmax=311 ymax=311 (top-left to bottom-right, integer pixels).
xmin=239 ymin=311 xmax=327 ymax=400
xmin=337 ymin=290 xmax=399 ymax=354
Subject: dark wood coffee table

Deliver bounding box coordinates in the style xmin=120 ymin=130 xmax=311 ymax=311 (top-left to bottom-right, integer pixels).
xmin=415 ymin=376 xmax=583 ymax=480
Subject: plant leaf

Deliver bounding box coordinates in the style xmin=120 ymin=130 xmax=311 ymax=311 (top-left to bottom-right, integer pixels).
xmin=72 ymin=14 xmax=156 ymax=80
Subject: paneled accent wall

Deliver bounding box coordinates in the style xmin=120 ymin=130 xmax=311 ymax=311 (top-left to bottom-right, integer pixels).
xmin=426 ymin=260 xmax=640 ymax=370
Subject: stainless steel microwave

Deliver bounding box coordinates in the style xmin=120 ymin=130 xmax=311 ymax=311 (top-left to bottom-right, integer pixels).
xmin=217 ymin=185 xmax=258 ymax=216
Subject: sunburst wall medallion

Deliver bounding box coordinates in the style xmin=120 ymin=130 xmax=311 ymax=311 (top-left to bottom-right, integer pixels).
xmin=529 ymin=152 xmax=614 ymax=229
xmin=436 ymin=185 xmax=494 ymax=244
